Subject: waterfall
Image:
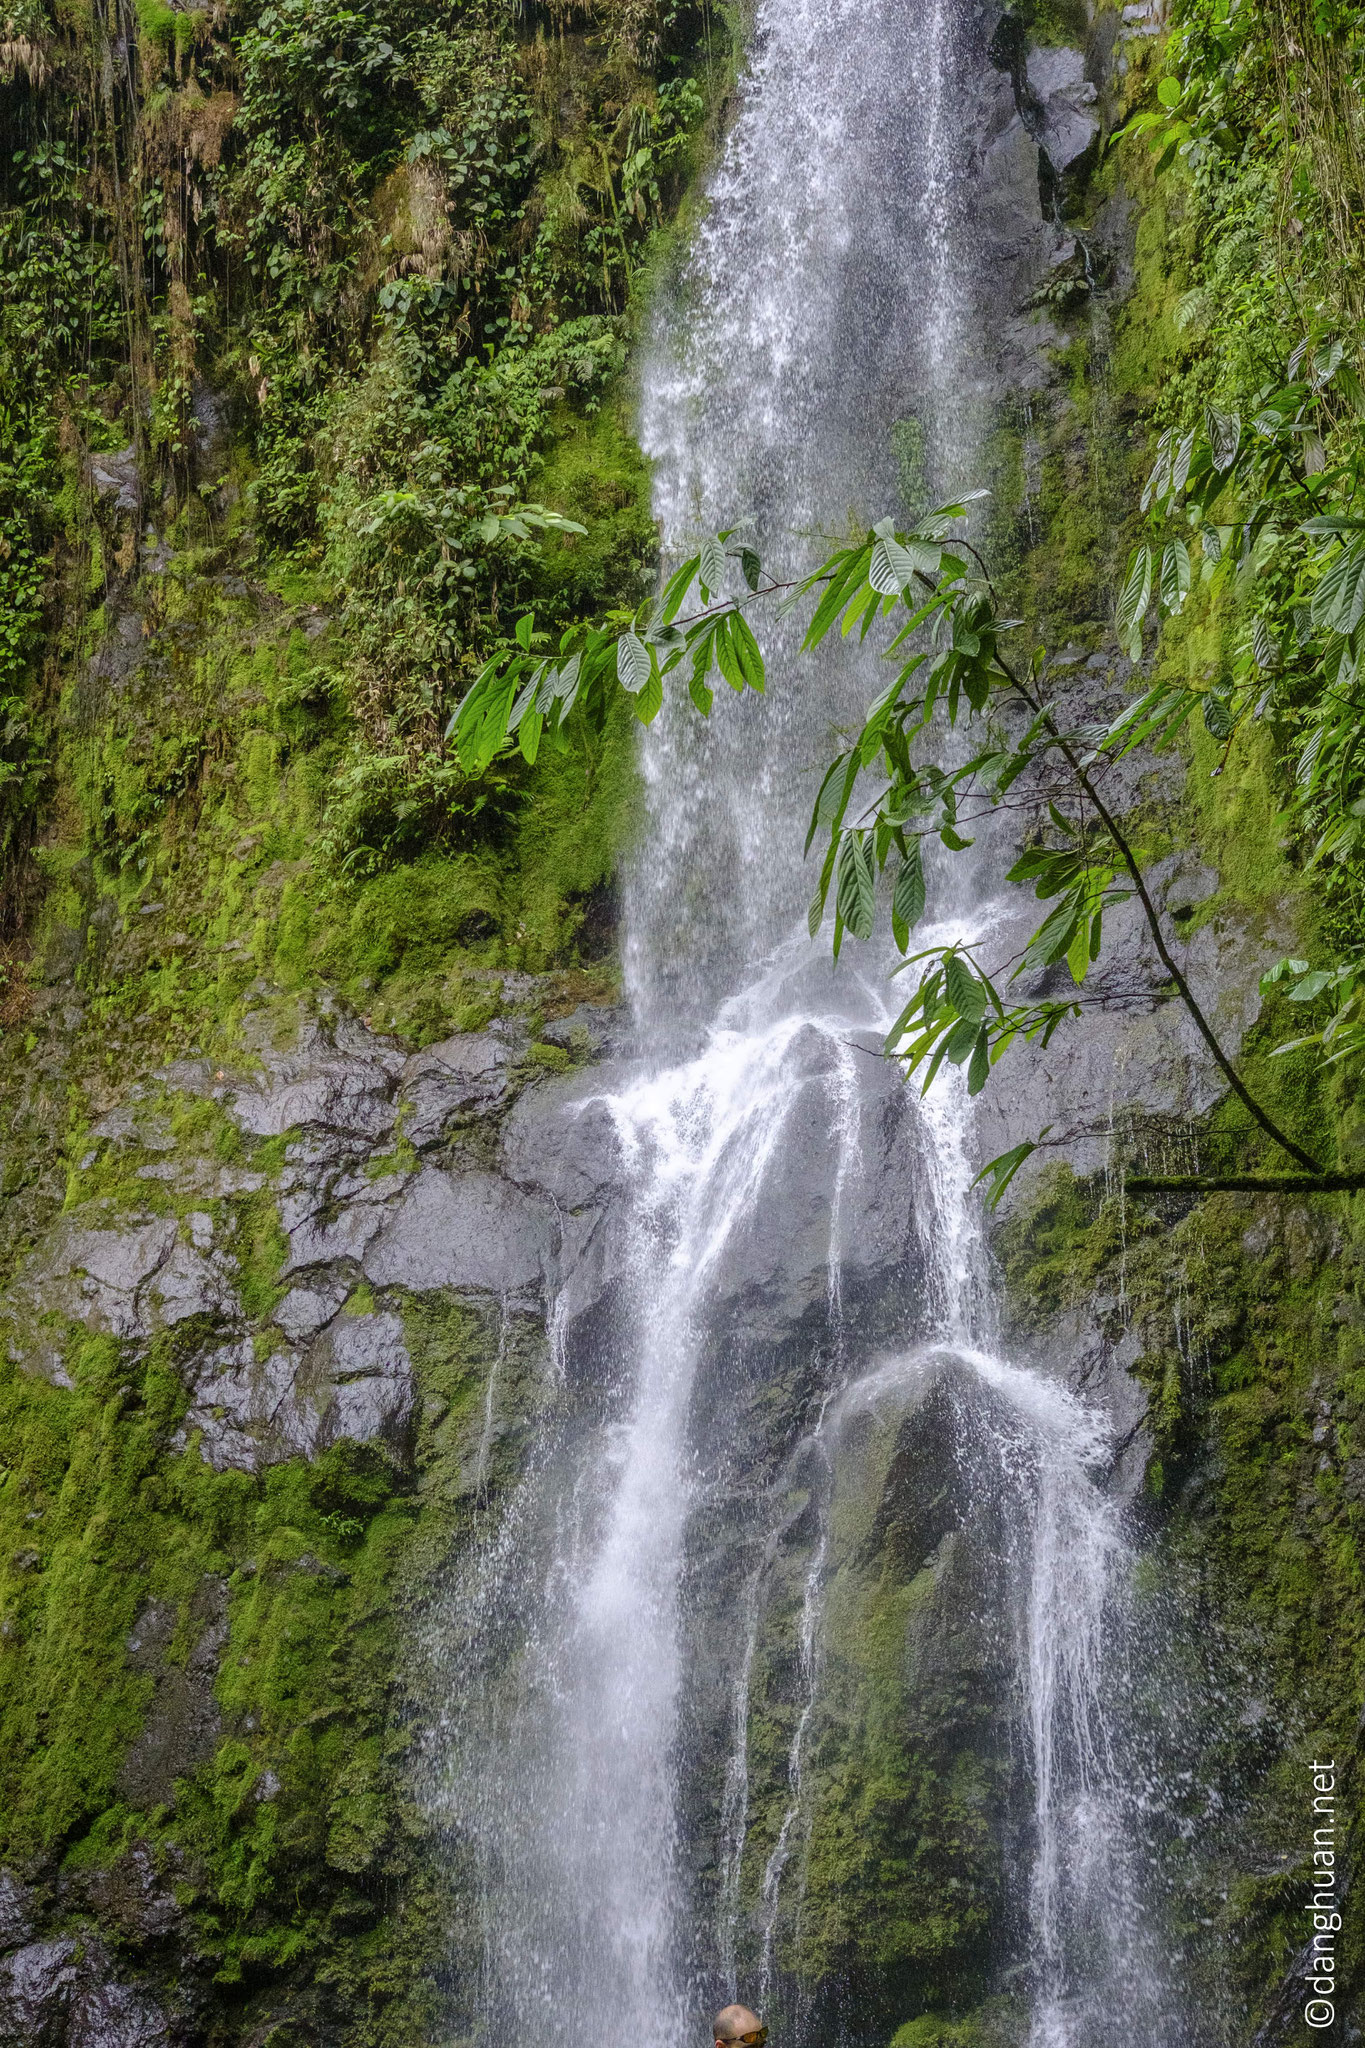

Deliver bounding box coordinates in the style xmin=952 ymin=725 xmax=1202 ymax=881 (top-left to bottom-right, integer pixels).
xmin=424 ymin=3 xmax=1183 ymax=2046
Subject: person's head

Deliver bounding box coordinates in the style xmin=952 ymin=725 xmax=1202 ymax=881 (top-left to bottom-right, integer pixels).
xmin=714 ymin=2005 xmax=767 ymax=2048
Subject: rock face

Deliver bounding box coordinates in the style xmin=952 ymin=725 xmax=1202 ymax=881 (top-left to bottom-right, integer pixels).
xmin=0 ymin=1005 xmax=624 ymax=1472
xmin=0 ymin=1877 xmax=174 ymax=2048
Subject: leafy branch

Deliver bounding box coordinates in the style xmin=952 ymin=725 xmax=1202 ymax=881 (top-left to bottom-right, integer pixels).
xmin=448 ymin=484 xmax=1331 ymax=1201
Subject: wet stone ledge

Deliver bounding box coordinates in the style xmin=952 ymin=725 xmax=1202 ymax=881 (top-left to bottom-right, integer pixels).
xmin=0 ymin=996 xmax=628 ymax=1475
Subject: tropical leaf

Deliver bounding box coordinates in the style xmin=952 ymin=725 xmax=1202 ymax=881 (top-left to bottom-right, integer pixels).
xmin=698 ymin=534 xmax=727 ymax=599
xmin=1142 ymin=428 xmax=1175 ymax=511
xmin=1311 ymin=542 xmax=1365 ymax=636
xmin=1117 ymin=545 xmax=1153 ymax=656
xmin=869 ymin=534 xmax=919 ymax=596
xmin=836 ymin=833 xmax=876 ymax=940
xmin=632 ymin=666 xmax=664 ymax=724
xmin=1160 ymin=538 xmax=1191 ymax=615
xmin=617 ymin=631 xmax=653 ymax=693
xmin=972 ymin=1131 xmax=1051 ymax=1210
xmin=891 ymin=839 xmax=926 ymax=951
xmin=1205 ymin=405 xmax=1241 ymax=473
xmin=945 ymin=951 xmax=985 ymax=1022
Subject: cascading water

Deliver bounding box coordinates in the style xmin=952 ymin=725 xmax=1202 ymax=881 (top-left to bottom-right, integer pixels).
xmin=423 ymin=3 xmax=1185 ymax=2045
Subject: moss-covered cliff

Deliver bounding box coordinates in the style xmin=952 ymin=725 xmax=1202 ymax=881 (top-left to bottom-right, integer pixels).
xmin=0 ymin=0 xmax=728 ymax=2036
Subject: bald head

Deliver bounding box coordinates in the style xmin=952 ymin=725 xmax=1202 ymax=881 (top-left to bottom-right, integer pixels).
xmin=714 ymin=2007 xmax=764 ymax=2046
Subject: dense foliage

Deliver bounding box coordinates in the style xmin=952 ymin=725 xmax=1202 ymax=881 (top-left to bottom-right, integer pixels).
xmin=0 ymin=0 xmax=715 ymax=968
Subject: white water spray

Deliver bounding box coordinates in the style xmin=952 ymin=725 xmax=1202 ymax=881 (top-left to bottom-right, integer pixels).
xmin=428 ymin=1 xmax=1183 ymax=2043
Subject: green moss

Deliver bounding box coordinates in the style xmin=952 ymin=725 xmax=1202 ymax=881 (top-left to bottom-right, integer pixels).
xmin=994 ymin=1164 xmax=1129 ymax=1328
xmin=891 ymin=2005 xmax=1024 ymax=2048
xmin=525 ymin=1039 xmax=572 ymax=1073
xmin=234 ymin=1193 xmax=289 ymax=1323
xmin=0 ymin=1322 xmax=450 ymax=2037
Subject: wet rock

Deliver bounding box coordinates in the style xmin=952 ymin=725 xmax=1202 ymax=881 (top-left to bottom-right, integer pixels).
xmin=536 ymin=1005 xmax=624 ymax=1057
xmin=1037 ymin=1306 xmax=1151 ymax=1497
xmin=1027 ymin=44 xmax=1099 ymax=171
xmin=178 ymin=1337 xmax=302 ymax=1470
xmin=363 ymin=1167 xmax=552 ymax=1300
xmin=274 ymin=1276 xmax=350 ymax=1339
xmin=226 ymin=1051 xmax=397 ymax=1143
xmin=704 ymin=1030 xmax=925 ymax=1340
xmin=0 ymin=1935 xmax=167 ymax=2046
xmin=316 ymin=1310 xmax=415 ymax=1451
xmin=3 ymin=1218 xmax=240 ymax=1373
xmin=976 ymin=852 xmax=1291 ymax=1198
xmin=166 ymin=1010 xmax=404 ymax=1145
xmin=118 ymin=1582 xmax=227 ymax=1808
xmin=63 ymin=1846 xmax=182 ymax=1949
xmin=0 ymin=1869 xmax=36 ymax=1953
xmin=400 ymin=1031 xmax=517 ymax=1147
xmin=499 ymin=1070 xmax=625 ymax=1214
xmin=90 ymin=1108 xmax=175 ymax=1153
xmin=89 ymin=445 xmax=140 ymax=514
xmin=179 ymin=1309 xmax=414 ymax=1472
xmin=278 ymin=1171 xmax=408 ymax=1273
xmin=69 ymin=1969 xmax=170 ymax=2047
xmin=0 ymin=1937 xmax=78 ymax=2042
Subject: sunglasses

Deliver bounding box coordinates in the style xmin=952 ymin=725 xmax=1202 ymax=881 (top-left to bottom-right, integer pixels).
xmin=735 ymin=2032 xmax=768 ymax=2045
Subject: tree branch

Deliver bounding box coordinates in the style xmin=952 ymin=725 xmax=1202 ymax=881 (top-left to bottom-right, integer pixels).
xmin=995 ymin=651 xmax=1325 ymax=1173
xmin=1125 ymin=1172 xmax=1365 ymax=1193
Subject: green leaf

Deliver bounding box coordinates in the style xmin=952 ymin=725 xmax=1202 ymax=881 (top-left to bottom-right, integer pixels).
xmin=869 ymin=534 xmax=918 ymax=596
xmin=714 ymin=614 xmax=746 ymax=692
xmin=1312 ymin=542 xmax=1365 ymax=636
xmin=1160 ymin=538 xmax=1191 ymax=616
xmin=661 ymin=554 xmax=701 ymax=623
xmin=519 ymin=708 xmax=543 ymax=763
xmin=1023 ymin=894 xmax=1083 ymax=970
xmin=1205 ymin=405 xmax=1241 ymax=473
xmin=836 ymin=834 xmax=876 ymax=941
xmin=945 ymin=952 xmax=985 ymax=1022
xmin=1143 ymin=428 xmax=1175 ymax=511
xmin=1117 ymin=545 xmax=1153 ymax=656
xmin=617 ymin=631 xmax=653 ymax=693
xmin=890 ymin=840 xmax=926 ymax=952
xmin=1066 ymin=916 xmax=1090 ymax=985
xmin=967 ymin=1024 xmax=990 ymax=1096
xmin=803 ymin=547 xmax=873 ymax=648
xmin=1156 ymin=75 xmax=1181 ymax=107
xmin=944 ymin=1016 xmax=980 ymax=1065
xmin=698 ymin=534 xmax=727 ymax=599
xmin=551 ymin=651 xmax=582 ymax=700
xmin=972 ymin=1131 xmax=1050 ymax=1210
xmin=632 ymin=666 xmax=664 ymax=724
xmin=940 ymin=824 xmax=974 ymax=852
xmin=729 ymin=610 xmax=766 ymax=691
xmin=806 ymin=752 xmax=860 ymax=854
xmin=740 ymin=548 xmax=761 ymax=593
xmin=507 ymin=661 xmax=545 ymax=732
